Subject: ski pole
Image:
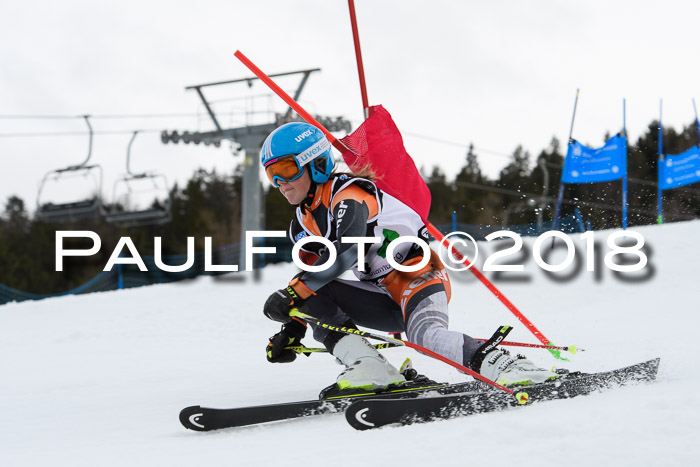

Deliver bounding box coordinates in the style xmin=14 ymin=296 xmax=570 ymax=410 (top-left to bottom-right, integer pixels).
xmin=290 ymin=340 xmax=580 ymax=357
xmin=286 ymin=341 xmax=400 ymax=356
xmin=474 ymin=339 xmax=582 ymax=354
xmin=289 ymin=308 xmax=530 ymax=402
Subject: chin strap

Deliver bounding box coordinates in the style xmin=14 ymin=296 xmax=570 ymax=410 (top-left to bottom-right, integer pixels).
xmin=297 ymin=182 xmax=317 ymax=209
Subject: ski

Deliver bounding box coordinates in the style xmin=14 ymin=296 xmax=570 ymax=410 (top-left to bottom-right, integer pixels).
xmin=345 ymin=358 xmax=660 ymax=430
xmin=179 ymin=379 xmax=488 ymax=431
xmin=180 ymin=398 xmax=350 ymax=431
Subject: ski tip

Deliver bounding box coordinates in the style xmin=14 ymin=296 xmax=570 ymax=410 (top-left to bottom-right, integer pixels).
xmin=179 ymin=405 xmax=207 ymax=431
xmin=345 ymin=403 xmax=379 ymax=431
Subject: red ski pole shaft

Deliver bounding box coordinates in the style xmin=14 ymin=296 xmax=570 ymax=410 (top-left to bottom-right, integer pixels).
xmin=289 ymin=308 xmax=515 ymax=396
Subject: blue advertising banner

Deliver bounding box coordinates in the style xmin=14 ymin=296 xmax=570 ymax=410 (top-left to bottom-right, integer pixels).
xmin=562 ymin=134 xmax=627 ymax=183
xmin=659 ymin=145 xmax=700 ymax=190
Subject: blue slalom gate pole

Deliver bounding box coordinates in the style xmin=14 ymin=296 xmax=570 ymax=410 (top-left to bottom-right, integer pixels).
xmin=622 ymin=98 xmax=628 ymax=230
xmin=693 ymin=98 xmax=700 ymax=144
xmin=552 ymin=183 xmax=566 ymax=232
xmin=574 ymin=207 xmax=585 ymax=232
xmin=553 ymin=89 xmax=580 ymax=233
xmin=567 ymin=89 xmax=580 ymax=146
xmin=657 ymin=99 xmax=664 ymax=224
xmin=622 ymin=176 xmax=628 ymax=229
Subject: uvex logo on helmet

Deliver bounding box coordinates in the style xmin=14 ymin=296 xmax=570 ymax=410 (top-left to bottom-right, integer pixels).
xmin=295 ymin=130 xmax=313 ymax=142
xmin=296 ymin=141 xmax=328 ymax=164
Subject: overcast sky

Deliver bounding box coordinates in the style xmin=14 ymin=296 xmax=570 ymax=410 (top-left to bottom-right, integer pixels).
xmin=2 ymin=0 xmax=700 ymax=214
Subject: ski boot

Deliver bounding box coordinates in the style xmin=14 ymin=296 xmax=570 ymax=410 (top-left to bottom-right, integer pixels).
xmin=319 ymin=334 xmax=441 ymax=399
xmin=471 ymin=326 xmax=558 ymax=387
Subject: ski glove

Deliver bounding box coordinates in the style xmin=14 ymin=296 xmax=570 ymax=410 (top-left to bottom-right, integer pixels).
xmin=266 ymin=319 xmax=307 ymax=363
xmin=263 ymin=286 xmax=303 ymax=323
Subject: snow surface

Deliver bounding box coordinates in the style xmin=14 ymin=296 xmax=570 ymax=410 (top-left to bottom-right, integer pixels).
xmin=2 ymin=221 xmax=699 ymax=467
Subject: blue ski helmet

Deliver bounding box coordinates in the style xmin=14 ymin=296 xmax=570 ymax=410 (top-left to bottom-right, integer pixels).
xmin=261 ymin=122 xmax=334 ymax=184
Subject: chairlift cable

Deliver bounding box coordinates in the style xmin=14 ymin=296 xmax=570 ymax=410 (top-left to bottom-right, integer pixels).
xmin=0 ymin=112 xmax=216 ymax=120
xmin=0 ymin=128 xmax=164 ymax=138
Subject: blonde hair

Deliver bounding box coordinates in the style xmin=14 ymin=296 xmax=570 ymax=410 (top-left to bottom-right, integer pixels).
xmin=333 ymin=160 xmax=380 ymax=181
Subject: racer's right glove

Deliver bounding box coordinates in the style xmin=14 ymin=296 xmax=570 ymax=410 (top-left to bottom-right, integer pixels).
xmin=266 ymin=318 xmax=307 ymax=363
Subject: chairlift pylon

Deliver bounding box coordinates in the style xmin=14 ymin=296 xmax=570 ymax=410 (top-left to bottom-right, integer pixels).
xmin=36 ymin=115 xmax=104 ymax=223
xmin=104 ymin=131 xmax=172 ymax=228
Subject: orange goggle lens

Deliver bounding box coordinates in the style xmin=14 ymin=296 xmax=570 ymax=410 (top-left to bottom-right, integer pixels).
xmin=264 ymin=156 xmax=304 ymax=187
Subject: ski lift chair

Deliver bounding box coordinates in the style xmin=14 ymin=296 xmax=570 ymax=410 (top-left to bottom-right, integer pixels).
xmin=36 ymin=116 xmax=104 ymax=223
xmin=104 ymin=131 xmax=172 ymax=228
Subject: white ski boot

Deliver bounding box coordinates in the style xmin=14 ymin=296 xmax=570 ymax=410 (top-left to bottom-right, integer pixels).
xmin=332 ymin=334 xmax=406 ymax=390
xmin=478 ymin=348 xmax=556 ymax=386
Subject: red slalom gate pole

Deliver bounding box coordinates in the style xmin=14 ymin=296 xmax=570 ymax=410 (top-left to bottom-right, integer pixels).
xmin=402 ymin=340 xmax=516 ymax=395
xmin=425 ymin=223 xmax=560 ymax=357
xmin=234 ymin=50 xmax=565 ymax=361
xmin=348 ymin=0 xmax=371 ymax=119
xmin=339 ymin=4 xmax=562 ymax=359
xmin=233 ymin=51 xmax=347 ymax=152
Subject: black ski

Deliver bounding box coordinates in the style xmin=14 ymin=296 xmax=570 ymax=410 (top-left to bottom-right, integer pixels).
xmin=179 ymin=379 xmax=488 ymax=431
xmin=345 ymin=358 xmax=660 ymax=430
xmin=180 ymin=398 xmax=350 ymax=431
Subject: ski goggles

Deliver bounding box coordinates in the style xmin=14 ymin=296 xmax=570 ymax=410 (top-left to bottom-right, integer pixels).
xmin=263 ymin=138 xmax=331 ymax=187
xmin=264 ymin=155 xmax=305 ymax=187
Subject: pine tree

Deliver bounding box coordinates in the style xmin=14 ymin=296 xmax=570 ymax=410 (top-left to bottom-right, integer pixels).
xmin=425 ymin=166 xmax=455 ymax=224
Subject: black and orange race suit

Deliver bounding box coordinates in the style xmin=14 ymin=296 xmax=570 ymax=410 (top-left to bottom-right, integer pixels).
xmin=283 ymin=174 xmax=476 ymax=361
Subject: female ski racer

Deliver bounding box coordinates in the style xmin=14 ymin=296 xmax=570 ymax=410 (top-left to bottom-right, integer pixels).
xmin=261 ymin=122 xmax=554 ymax=394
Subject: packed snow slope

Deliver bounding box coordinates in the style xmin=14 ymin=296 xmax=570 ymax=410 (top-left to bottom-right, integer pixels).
xmin=2 ymin=221 xmax=699 ymax=467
